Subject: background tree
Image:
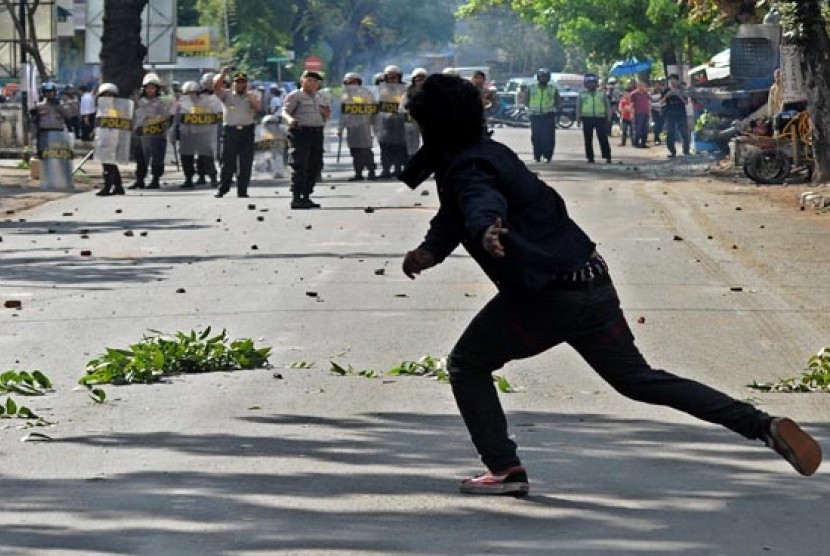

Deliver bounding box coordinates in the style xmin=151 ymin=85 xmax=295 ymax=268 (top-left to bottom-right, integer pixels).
xmin=99 ymin=0 xmax=147 ymax=98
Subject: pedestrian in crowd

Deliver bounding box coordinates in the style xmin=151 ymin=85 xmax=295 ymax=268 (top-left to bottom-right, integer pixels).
xmin=630 ymin=81 xmax=651 ymax=148
xmin=402 ymin=68 xmax=428 ymax=159
xmin=94 ymin=82 xmax=129 ymax=196
xmin=194 ymin=72 xmax=222 ymax=187
xmin=282 ymin=70 xmax=330 ymax=209
xmin=660 ymin=73 xmax=691 ymax=158
xmin=618 ymin=91 xmax=633 ymax=146
xmin=526 ymin=67 xmax=561 ymax=163
xmin=175 ymin=81 xmax=221 ymax=189
xmin=650 ymin=80 xmax=665 ymax=144
xmin=61 ymin=85 xmax=81 ymax=139
xmin=606 ymin=77 xmax=620 ymax=116
xmin=399 ymin=73 xmax=822 ymax=497
xmin=30 ymin=82 xmax=69 ymax=155
xmin=129 ymin=73 xmax=172 ymax=189
xmin=338 ymin=72 xmax=377 ymax=182
xmin=79 ymin=85 xmax=96 ymax=141
xmin=576 ymin=73 xmax=612 ymax=164
xmin=375 ymin=64 xmax=408 ymax=178
xmin=269 ymin=85 xmax=284 ymax=115
xmin=767 ymin=68 xmax=784 ymax=117
xmin=213 ymin=67 xmax=261 ymax=198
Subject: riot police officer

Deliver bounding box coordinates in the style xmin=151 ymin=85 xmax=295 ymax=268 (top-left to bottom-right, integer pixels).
xmin=214 ymin=67 xmax=262 ymax=198
xmin=375 ymin=64 xmax=408 ymax=178
xmin=339 ymin=72 xmax=377 ymax=181
xmin=195 ymin=72 xmax=222 ymax=186
xmin=94 ymin=82 xmax=131 ymax=196
xmin=175 ymin=80 xmax=221 ymax=189
xmin=30 ymin=82 xmax=69 ymax=156
xmin=130 ymin=73 xmax=172 ymax=189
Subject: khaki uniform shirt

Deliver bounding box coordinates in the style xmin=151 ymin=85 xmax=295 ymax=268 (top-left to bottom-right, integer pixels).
xmin=35 ymin=100 xmax=69 ymax=130
xmin=282 ymin=90 xmax=327 ymax=127
xmin=217 ymin=89 xmax=257 ymax=127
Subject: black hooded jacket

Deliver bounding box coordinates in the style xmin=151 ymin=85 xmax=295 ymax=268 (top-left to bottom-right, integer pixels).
xmin=400 ymin=138 xmax=596 ymax=294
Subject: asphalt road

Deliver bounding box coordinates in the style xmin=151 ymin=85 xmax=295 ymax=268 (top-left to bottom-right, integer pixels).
xmin=1 ymin=126 xmax=829 ymax=555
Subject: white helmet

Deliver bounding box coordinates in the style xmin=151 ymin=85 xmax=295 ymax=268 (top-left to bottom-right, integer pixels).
xmin=410 ymin=67 xmax=428 ymax=80
xmin=442 ymin=67 xmax=459 ymax=76
xmin=200 ymin=72 xmax=216 ymax=89
xmin=142 ymin=73 xmax=161 ymax=87
xmin=383 ymin=64 xmax=402 ymax=76
xmin=343 ymin=72 xmax=361 ymax=84
xmin=96 ymin=82 xmax=119 ymax=97
xmin=182 ymin=81 xmax=201 ymax=94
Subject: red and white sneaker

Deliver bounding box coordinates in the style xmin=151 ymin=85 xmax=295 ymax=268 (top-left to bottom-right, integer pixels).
xmin=459 ymin=465 xmax=529 ymax=496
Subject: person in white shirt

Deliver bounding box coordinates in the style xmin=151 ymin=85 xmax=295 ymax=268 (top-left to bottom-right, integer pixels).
xmin=79 ymin=85 xmax=96 ymax=141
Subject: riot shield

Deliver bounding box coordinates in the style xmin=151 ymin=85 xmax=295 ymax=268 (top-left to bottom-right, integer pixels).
xmin=177 ymin=96 xmax=222 ymax=156
xmin=95 ymin=97 xmax=134 ymax=164
xmin=375 ymin=83 xmax=407 ymax=144
xmin=340 ymin=85 xmax=376 ymax=150
xmin=135 ymin=97 xmax=171 ymax=137
xmin=253 ymin=121 xmax=289 ymax=178
xmin=39 ymin=130 xmax=74 ymax=190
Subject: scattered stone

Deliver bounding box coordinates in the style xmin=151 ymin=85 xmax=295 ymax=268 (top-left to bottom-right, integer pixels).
xmin=124 ymin=230 xmax=134 ymax=237
xmin=374 ymin=268 xmax=385 ymax=276
xmin=421 ymin=190 xmax=429 ymax=196
xmin=273 ymin=372 xmax=284 ymax=380
xmin=394 ymin=293 xmax=408 ymax=298
xmin=47 ymin=229 xmax=56 ymax=234
xmin=259 ymin=208 xmax=269 ymax=212
xmin=759 ymin=224 xmax=765 ymax=229
xmin=364 ymin=207 xmax=375 ymax=213
xmin=732 ymin=244 xmax=738 ymax=249
xmin=257 ymin=216 xmax=265 ymax=222
xmin=115 ymin=209 xmax=123 ymax=214
xmin=636 ymin=316 xmax=646 ymax=324
xmin=414 ymin=202 xmax=422 ymax=206
xmin=4 ymin=300 xmax=22 ymax=309
xmin=730 ymin=286 xmax=743 ymax=292
xmin=175 ymin=288 xmax=186 ymax=294
xmin=139 ymin=231 xmax=148 ymax=237
xmin=80 ymin=250 xmax=92 ymax=256
xmin=80 ymin=234 xmax=89 ymax=239
xmin=672 ymin=235 xmax=683 ymax=241
xmin=250 ymin=244 xmax=259 ymax=250
xmin=305 ymin=224 xmax=312 ymax=230
xmin=5 ymin=210 xmax=14 ymax=214
xmin=305 ymin=291 xmax=318 ymax=297
xmin=707 ymin=235 xmax=713 ymax=240
xmin=735 ymin=206 xmax=742 ymax=211
xmin=216 ymin=218 xmax=222 ymax=222
xmin=62 ymin=212 xmax=73 ymax=216
xmin=247 ymin=204 xmax=256 ymax=210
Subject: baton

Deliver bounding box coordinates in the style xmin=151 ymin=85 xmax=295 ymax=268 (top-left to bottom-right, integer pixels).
xmin=171 ymin=136 xmax=181 ymax=171
xmin=72 ymin=147 xmax=95 ymax=175
xmin=336 ymin=131 xmax=343 ymax=164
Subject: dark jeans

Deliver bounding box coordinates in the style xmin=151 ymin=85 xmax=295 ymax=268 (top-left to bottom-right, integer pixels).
xmin=350 ymin=147 xmax=376 ymax=175
xmin=664 ymin=111 xmax=690 ymax=155
xmin=80 ymin=114 xmax=94 ymax=141
xmin=448 ymin=274 xmax=770 ymax=472
xmin=651 ymin=110 xmax=664 ymax=143
xmin=581 ymin=117 xmax=611 ymax=162
xmin=529 ymin=112 xmax=556 ymax=161
xmin=633 ymin=114 xmax=649 ymax=147
xmin=220 ymin=125 xmax=255 ymax=195
xmin=379 ymin=142 xmax=408 ymax=175
xmin=289 ymin=126 xmax=324 ymax=198
xmin=620 ymin=119 xmax=633 ymax=145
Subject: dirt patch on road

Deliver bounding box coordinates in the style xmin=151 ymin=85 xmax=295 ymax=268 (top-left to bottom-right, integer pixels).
xmin=1 ymin=167 xmax=96 ymax=215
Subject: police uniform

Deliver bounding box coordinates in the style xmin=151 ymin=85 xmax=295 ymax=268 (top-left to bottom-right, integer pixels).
xmin=526 ymin=69 xmax=560 ymax=162
xmin=215 ymin=71 xmax=259 ymax=198
xmin=577 ymin=82 xmax=613 ymax=163
xmin=31 ymin=92 xmax=69 ymax=156
xmin=282 ymin=70 xmax=330 ymax=209
xmin=339 ymin=73 xmax=377 ymax=181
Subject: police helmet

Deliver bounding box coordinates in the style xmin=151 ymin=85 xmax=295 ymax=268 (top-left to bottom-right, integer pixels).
xmin=383 ymin=65 xmax=403 ymax=81
xmin=373 ymin=72 xmax=384 ymax=86
xmin=410 ymin=67 xmax=428 ymax=80
xmin=182 ymin=81 xmax=201 ymax=94
xmin=41 ymin=82 xmax=57 ymax=94
xmin=607 ymin=77 xmax=618 ymax=86
xmin=171 ymin=80 xmax=182 ymax=90
xmin=142 ymin=73 xmax=161 ymax=87
xmin=200 ymin=72 xmax=216 ymax=90
xmin=583 ymin=73 xmax=599 ymax=85
xmin=442 ymin=67 xmax=459 ymax=76
xmin=97 ymin=82 xmax=119 ymax=97
xmin=536 ymin=68 xmax=551 ymax=81
xmin=343 ymin=72 xmax=362 ymax=85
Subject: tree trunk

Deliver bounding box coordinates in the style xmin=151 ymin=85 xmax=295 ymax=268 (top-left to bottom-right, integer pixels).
xmin=100 ymin=0 xmax=147 ymax=98
xmin=797 ymin=1 xmax=830 ymax=183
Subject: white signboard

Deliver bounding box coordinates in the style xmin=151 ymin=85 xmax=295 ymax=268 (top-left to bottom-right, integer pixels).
xmin=780 ymin=45 xmax=807 ymax=103
xmin=85 ymin=0 xmax=176 ymax=64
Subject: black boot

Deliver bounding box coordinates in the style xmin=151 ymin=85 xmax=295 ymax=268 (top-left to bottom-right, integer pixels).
xmin=347 ymin=173 xmax=364 ymax=182
xmin=194 ymin=175 xmax=207 ymax=185
xmin=96 ymin=184 xmax=113 ymax=196
xmin=147 ymin=177 xmax=161 ymax=189
xmin=112 ymin=179 xmax=125 ymax=195
xmin=209 ymin=175 xmax=219 ymax=188
xmin=303 ymin=196 xmax=321 ymax=209
xmin=367 ymin=169 xmax=377 ymax=180
xmin=180 ymin=177 xmax=194 ymax=189
xmin=290 ymin=195 xmax=310 ymax=209
xmin=128 ymin=180 xmax=145 ymax=190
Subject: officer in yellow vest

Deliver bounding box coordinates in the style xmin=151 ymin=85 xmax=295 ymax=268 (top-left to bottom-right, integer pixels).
xmin=525 ymin=68 xmax=560 ymax=162
xmin=576 ymin=73 xmax=613 ymax=163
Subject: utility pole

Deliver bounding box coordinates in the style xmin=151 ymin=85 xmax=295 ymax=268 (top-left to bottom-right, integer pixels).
xmin=20 ymin=0 xmax=28 ymax=146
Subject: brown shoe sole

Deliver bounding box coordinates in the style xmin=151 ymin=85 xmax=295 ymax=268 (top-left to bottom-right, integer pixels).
xmin=772 ymin=418 xmax=822 ymax=476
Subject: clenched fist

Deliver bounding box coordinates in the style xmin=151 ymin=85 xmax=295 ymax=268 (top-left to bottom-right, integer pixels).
xmin=402 ymin=248 xmax=436 ymax=279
